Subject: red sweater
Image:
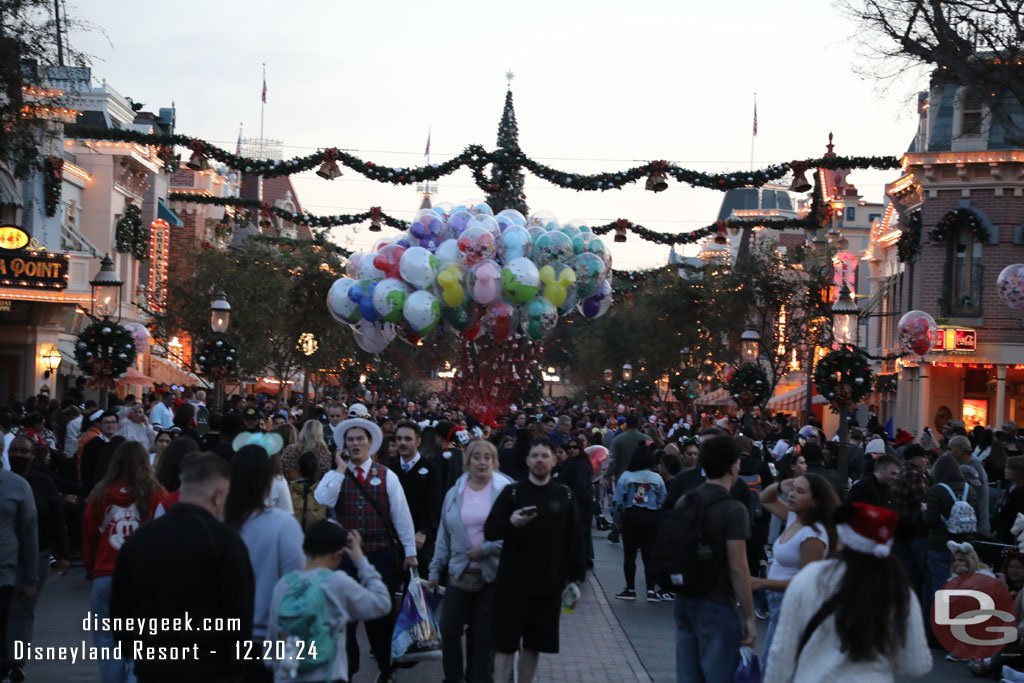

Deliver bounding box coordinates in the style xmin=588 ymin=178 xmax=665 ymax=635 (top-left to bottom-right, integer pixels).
xmin=83 ymin=482 xmax=166 ymax=578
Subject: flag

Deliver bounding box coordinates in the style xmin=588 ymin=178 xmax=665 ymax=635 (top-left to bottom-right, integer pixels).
xmin=261 ymin=75 xmax=267 ymax=104
xmin=424 ymin=129 xmax=431 ymax=158
xmin=752 ymin=101 xmax=758 ymax=137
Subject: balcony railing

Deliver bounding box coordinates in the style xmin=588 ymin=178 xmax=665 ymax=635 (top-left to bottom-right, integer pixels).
xmin=941 ymin=263 xmax=983 ymax=317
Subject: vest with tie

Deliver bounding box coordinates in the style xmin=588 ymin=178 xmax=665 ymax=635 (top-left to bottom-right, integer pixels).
xmin=336 ymin=461 xmax=393 ymax=553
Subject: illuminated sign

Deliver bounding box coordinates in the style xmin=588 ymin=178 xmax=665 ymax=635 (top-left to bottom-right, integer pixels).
xmin=832 ymin=250 xmax=858 ymax=300
xmin=933 ymin=327 xmax=977 ymax=354
xmin=0 ymin=225 xmax=29 ymax=251
xmin=0 ymin=251 xmax=69 ymax=289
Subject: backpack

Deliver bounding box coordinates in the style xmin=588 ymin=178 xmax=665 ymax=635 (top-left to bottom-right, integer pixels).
xmin=939 ymin=483 xmax=977 ymax=535
xmin=737 ymin=470 xmax=764 ymax=520
xmin=276 ymin=569 xmax=336 ymax=675
xmin=651 ymin=486 xmax=732 ymax=595
xmin=290 ymin=480 xmax=327 ymax=531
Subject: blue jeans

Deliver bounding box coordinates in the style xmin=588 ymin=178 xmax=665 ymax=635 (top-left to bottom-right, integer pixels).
xmin=674 ymin=596 xmax=741 ymax=683
xmin=924 ymin=548 xmax=952 ymax=625
xmin=760 ymin=590 xmax=785 ymax=673
xmin=90 ymin=576 xmax=135 ymax=683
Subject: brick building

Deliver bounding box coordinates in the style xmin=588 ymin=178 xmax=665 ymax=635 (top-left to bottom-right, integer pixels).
xmin=866 ymin=78 xmax=1024 ymax=433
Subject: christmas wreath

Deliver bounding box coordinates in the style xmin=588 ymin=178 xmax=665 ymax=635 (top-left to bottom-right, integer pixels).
xmin=727 ymin=363 xmax=770 ymax=408
xmin=814 ymin=348 xmax=874 ymax=411
xmin=196 ymin=334 xmax=237 ymax=380
xmin=74 ymin=321 xmax=137 ymax=389
xmin=929 ymin=207 xmax=989 ymax=244
xmin=874 ymin=373 xmax=898 ymax=394
xmin=896 ymin=211 xmax=921 ymax=263
xmin=115 ymin=204 xmax=149 ymax=261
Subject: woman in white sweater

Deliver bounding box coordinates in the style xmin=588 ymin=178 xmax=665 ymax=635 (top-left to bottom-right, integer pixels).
xmin=764 ymin=502 xmax=932 ymax=683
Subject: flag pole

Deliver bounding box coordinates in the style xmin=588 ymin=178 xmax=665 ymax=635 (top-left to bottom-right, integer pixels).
xmin=258 ymin=63 xmax=266 ymax=206
xmin=750 ymin=92 xmax=757 ymax=171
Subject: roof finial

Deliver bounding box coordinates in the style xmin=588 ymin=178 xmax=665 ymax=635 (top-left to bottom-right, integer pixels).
xmin=505 ymin=70 xmax=515 ymax=89
xmin=826 ymin=131 xmax=835 ymax=156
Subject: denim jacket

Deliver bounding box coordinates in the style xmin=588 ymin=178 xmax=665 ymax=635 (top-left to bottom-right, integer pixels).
xmin=612 ymin=469 xmax=666 ymax=523
xmin=428 ymin=471 xmax=512 ymax=583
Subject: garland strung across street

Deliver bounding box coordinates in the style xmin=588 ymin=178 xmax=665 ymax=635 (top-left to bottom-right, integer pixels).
xmin=170 ymin=192 xmax=816 ymax=247
xmin=68 ymin=124 xmax=901 ymax=193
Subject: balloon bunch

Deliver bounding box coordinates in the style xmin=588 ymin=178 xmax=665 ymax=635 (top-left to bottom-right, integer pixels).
xmin=897 ymin=310 xmax=939 ymax=357
xmin=326 ymin=200 xmax=614 ymax=354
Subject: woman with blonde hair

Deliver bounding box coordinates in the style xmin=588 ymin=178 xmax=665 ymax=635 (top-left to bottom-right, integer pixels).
xmin=429 ymin=439 xmax=513 ymax=682
xmin=280 ymin=419 xmax=331 ymax=481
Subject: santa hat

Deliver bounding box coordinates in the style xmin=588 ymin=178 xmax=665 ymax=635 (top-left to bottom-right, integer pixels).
xmin=837 ymin=503 xmax=900 ymax=558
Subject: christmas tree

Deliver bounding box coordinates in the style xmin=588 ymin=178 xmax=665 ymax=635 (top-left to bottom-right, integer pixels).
xmin=485 ymin=89 xmax=528 ymax=214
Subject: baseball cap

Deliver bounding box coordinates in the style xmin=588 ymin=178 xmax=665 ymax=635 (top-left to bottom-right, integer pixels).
xmin=616 ymin=417 xmax=626 ymax=424
xmin=348 ymin=403 xmax=369 ymax=418
xmin=243 ymin=407 xmax=259 ymax=419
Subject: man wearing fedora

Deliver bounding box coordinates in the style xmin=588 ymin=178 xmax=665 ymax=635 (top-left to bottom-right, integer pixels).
xmin=315 ymin=416 xmax=416 ymax=683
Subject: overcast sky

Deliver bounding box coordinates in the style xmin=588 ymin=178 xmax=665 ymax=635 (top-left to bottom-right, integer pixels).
xmin=68 ymin=0 xmax=926 ymax=269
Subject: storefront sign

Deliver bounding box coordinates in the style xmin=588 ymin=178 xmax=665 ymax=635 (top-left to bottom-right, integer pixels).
xmin=0 ymin=300 xmax=10 ymax=311
xmin=832 ymin=250 xmax=858 ymax=300
xmin=933 ymin=327 xmax=977 ymax=354
xmin=0 ymin=225 xmax=29 ymax=251
xmin=0 ymin=251 xmax=69 ymax=289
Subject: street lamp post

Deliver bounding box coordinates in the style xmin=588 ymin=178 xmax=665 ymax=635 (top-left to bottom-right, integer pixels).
xmin=832 ymin=286 xmax=859 ymax=482
xmin=90 ymin=255 xmax=123 ymax=321
xmin=543 ymin=366 xmax=561 ymax=398
xmin=740 ymin=323 xmax=760 ymax=366
xmin=210 ymin=292 xmax=231 ymax=411
xmin=621 ymin=363 xmax=632 ymax=382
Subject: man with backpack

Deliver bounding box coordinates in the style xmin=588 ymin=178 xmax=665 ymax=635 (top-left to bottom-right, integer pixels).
xmin=111 ymin=453 xmax=254 ymax=682
xmin=657 ymin=435 xmax=756 ymax=682
xmin=267 ymin=521 xmax=392 ymax=683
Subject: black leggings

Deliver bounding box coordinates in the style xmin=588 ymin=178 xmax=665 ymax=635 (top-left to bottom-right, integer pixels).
xmin=621 ymin=507 xmax=660 ymax=591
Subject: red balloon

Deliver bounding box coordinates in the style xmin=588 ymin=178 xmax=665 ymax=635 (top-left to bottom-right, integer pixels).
xmin=373 ymin=244 xmax=406 ymax=280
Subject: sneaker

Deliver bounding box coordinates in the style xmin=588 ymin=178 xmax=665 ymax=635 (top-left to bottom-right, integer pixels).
xmin=657 ymin=590 xmax=675 ymax=601
xmin=608 ymin=530 xmax=620 ymax=544
xmin=1003 ymin=665 xmax=1024 ymax=683
xmin=755 ymin=608 xmax=771 ymax=620
xmin=646 ymin=590 xmax=660 ymax=602
xmin=375 ymin=670 xmax=397 ymax=683
xmin=946 ymin=653 xmax=968 ymax=662
xmin=614 ymin=589 xmax=636 ymax=601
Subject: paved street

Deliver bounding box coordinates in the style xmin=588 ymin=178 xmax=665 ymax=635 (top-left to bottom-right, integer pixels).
xmin=25 ymin=536 xmax=983 ymax=682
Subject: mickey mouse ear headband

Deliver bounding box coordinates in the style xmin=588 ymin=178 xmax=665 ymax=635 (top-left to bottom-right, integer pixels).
xmin=232 ymin=431 xmax=284 ymax=456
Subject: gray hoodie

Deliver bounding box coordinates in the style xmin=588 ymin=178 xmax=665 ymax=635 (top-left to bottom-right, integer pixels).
xmin=429 ymin=471 xmax=512 ymax=584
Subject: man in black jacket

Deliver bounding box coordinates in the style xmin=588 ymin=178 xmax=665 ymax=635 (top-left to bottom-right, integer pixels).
xmin=387 ymin=421 xmax=442 ymax=569
xmin=111 ymin=453 xmax=254 ymax=683
xmin=849 ymin=453 xmax=900 ymax=508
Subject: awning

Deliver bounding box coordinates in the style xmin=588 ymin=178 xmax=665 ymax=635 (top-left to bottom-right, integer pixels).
xmin=695 ymin=387 xmax=734 ymax=407
xmin=116 ymin=366 xmax=156 ymax=387
xmin=767 ymin=385 xmax=828 ymax=413
xmin=0 ymin=170 xmax=21 ymax=207
xmin=158 ymin=199 xmax=184 ymax=227
xmin=148 ymin=355 xmax=203 ymax=388
xmin=57 ymin=339 xmax=78 ymax=367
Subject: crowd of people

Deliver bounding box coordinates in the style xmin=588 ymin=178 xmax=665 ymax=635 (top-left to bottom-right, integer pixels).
xmin=2 ymin=382 xmax=1024 ymax=682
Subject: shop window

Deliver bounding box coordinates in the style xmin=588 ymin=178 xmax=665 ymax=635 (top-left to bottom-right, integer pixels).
xmin=963 ymin=399 xmax=988 ymax=431
xmin=942 ymin=221 xmax=983 ymax=317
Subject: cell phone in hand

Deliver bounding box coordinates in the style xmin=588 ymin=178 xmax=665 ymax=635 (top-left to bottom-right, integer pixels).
xmin=520 ymin=505 xmax=539 ymax=515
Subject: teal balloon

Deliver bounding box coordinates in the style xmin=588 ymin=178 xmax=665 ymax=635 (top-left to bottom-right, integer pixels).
xmin=572 ymin=252 xmax=606 ymax=298
xmin=520 ymin=296 xmax=558 ymax=341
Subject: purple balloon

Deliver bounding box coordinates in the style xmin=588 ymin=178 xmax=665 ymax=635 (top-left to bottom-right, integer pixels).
xmin=581 ymin=294 xmax=602 ymax=318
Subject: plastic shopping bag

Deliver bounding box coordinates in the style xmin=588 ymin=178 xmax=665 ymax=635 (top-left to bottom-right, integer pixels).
xmin=391 ymin=569 xmax=443 ymax=664
xmin=733 ymin=646 xmax=761 ymax=683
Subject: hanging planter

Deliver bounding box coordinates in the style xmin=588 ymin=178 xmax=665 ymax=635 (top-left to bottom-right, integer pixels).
xmin=196 ymin=333 xmax=237 ymax=380
xmin=727 ymin=363 xmax=770 ymax=408
xmin=814 ymin=348 xmax=873 ymax=412
xmin=74 ymin=321 xmax=137 ymax=390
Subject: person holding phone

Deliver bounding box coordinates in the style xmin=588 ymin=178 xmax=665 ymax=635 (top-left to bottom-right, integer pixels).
xmin=484 ymin=438 xmax=586 ymax=683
